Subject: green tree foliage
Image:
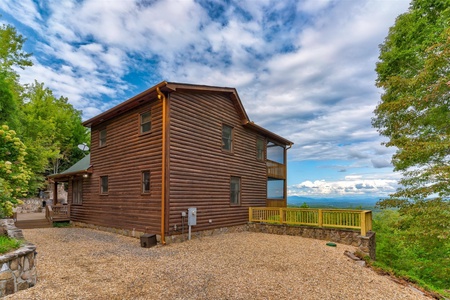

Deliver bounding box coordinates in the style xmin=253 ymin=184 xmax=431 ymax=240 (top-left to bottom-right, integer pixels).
xmin=374 ymin=1 xmax=450 ymax=202
xmin=373 ymin=210 xmax=450 ymax=291
xmin=0 ymin=125 xmax=31 ymax=217
xmin=20 ymin=81 xmax=89 ymax=193
xmin=0 ymin=22 xmax=32 ymax=129
xmin=373 ymin=0 xmax=450 ymax=291
xmin=0 ymin=19 xmax=89 ymax=195
xmin=0 ymin=23 xmax=32 ymax=71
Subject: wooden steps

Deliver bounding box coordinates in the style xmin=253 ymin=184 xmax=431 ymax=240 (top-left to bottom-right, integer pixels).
xmin=15 ymin=219 xmax=52 ymax=229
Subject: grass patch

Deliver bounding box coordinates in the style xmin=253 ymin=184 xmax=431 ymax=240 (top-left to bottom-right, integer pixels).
xmin=0 ymin=235 xmax=22 ymax=254
xmin=53 ymin=221 xmax=71 ymax=228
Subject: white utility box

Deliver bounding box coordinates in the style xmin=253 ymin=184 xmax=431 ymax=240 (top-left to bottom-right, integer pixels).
xmin=188 ymin=207 xmax=197 ymax=226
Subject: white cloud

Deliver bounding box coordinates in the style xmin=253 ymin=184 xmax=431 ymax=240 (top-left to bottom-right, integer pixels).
xmin=289 ymin=173 xmax=400 ymax=196
xmin=1 ymin=0 xmax=409 ymax=177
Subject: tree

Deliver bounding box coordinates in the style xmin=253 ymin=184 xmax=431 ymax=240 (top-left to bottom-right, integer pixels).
xmin=20 ymin=81 xmax=89 ymax=193
xmin=372 ymin=0 xmax=450 ymax=290
xmin=0 ymin=22 xmax=32 ymax=71
xmin=0 ymin=125 xmax=31 ymax=217
xmin=0 ymin=21 xmax=32 ymax=129
xmin=373 ymin=1 xmax=450 ymax=204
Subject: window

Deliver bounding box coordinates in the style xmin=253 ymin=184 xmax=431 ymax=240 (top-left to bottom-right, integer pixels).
xmin=142 ymin=171 xmax=150 ymax=193
xmin=267 ymin=178 xmax=284 ymax=199
xmin=72 ymin=178 xmax=83 ymax=205
xmin=230 ymin=176 xmax=241 ymax=205
xmin=267 ymin=142 xmax=284 ymax=164
xmin=99 ymin=129 xmax=107 ymax=147
xmin=140 ymin=112 xmax=151 ymax=133
xmin=100 ymin=176 xmax=108 ymax=194
xmin=256 ymin=138 xmax=265 ymax=161
xmin=222 ymin=124 xmax=233 ymax=151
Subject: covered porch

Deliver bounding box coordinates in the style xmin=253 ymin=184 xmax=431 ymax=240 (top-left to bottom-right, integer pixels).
xmin=46 ymin=154 xmax=92 ymax=224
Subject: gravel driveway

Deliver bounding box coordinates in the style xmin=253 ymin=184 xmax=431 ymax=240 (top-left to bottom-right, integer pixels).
xmin=8 ymin=228 xmax=429 ymax=300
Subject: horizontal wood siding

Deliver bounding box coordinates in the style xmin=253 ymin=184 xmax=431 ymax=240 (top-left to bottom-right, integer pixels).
xmin=168 ymin=91 xmax=267 ymax=234
xmin=70 ymin=98 xmax=162 ymax=233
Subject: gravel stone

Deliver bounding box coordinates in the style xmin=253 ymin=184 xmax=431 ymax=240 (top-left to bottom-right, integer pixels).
xmin=6 ymin=228 xmax=431 ymax=300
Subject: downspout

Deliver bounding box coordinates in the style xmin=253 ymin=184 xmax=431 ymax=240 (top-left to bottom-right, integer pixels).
xmin=156 ymin=87 xmax=167 ymax=245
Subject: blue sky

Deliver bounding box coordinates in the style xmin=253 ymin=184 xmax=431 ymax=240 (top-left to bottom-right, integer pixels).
xmin=0 ymin=0 xmax=410 ymax=198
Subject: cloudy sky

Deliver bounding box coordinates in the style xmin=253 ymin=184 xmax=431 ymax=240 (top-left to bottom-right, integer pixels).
xmin=0 ymin=0 xmax=410 ymax=198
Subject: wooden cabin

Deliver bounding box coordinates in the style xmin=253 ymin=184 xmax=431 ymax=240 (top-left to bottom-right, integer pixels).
xmin=49 ymin=82 xmax=293 ymax=243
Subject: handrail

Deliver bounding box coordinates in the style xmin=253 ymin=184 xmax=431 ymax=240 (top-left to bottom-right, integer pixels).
xmin=45 ymin=204 xmax=71 ymax=222
xmin=249 ymin=207 xmax=373 ymax=236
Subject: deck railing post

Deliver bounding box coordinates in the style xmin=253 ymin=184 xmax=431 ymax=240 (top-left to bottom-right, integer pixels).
xmin=279 ymin=208 xmax=284 ymax=223
xmin=249 ymin=207 xmax=252 ymax=222
xmin=360 ymin=211 xmax=367 ymax=236
xmin=318 ymin=209 xmax=323 ymax=227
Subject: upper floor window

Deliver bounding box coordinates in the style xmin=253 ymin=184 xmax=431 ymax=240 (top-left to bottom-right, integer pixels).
xmin=256 ymin=138 xmax=265 ymax=161
xmin=267 ymin=142 xmax=284 ymax=164
xmin=99 ymin=129 xmax=107 ymax=147
xmin=222 ymin=124 xmax=233 ymax=152
xmin=100 ymin=176 xmax=108 ymax=194
xmin=142 ymin=171 xmax=150 ymax=193
xmin=140 ymin=112 xmax=151 ymax=133
xmin=230 ymin=176 xmax=241 ymax=205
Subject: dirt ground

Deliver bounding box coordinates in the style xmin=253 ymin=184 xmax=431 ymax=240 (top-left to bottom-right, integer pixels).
xmin=7 ymin=228 xmax=431 ymax=300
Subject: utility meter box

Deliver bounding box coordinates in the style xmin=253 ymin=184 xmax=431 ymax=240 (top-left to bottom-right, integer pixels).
xmin=188 ymin=207 xmax=197 ymax=226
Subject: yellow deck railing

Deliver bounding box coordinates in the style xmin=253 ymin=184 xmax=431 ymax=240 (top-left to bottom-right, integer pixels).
xmin=249 ymin=207 xmax=373 ymax=236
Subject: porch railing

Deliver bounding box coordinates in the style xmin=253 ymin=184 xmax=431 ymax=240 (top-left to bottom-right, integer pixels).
xmin=45 ymin=204 xmax=71 ymax=222
xmin=249 ymin=207 xmax=372 ymax=236
xmin=266 ymin=160 xmax=286 ymax=179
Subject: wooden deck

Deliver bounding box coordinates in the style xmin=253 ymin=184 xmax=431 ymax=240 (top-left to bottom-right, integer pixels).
xmin=14 ymin=212 xmax=52 ymax=229
xmin=249 ymin=207 xmax=373 ymax=236
xmin=14 ymin=205 xmax=71 ymax=229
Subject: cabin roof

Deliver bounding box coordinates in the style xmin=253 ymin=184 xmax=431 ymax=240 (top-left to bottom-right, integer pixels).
xmin=48 ymin=154 xmax=92 ymax=180
xmin=82 ymin=81 xmax=293 ymax=146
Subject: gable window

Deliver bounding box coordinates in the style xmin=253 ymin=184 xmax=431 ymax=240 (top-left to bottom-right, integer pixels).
xmin=100 ymin=176 xmax=108 ymax=194
xmin=222 ymin=124 xmax=233 ymax=151
xmin=72 ymin=178 xmax=83 ymax=205
xmin=142 ymin=171 xmax=150 ymax=193
xmin=230 ymin=176 xmax=241 ymax=205
xmin=256 ymin=138 xmax=265 ymax=161
xmin=140 ymin=112 xmax=151 ymax=133
xmin=99 ymin=129 xmax=107 ymax=147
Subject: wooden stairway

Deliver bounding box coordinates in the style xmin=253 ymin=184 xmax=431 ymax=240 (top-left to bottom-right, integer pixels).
xmin=15 ymin=219 xmax=52 ymax=229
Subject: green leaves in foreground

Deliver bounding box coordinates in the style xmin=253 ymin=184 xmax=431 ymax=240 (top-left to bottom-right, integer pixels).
xmin=0 ymin=235 xmax=22 ymax=254
xmin=373 ymin=209 xmax=450 ymax=291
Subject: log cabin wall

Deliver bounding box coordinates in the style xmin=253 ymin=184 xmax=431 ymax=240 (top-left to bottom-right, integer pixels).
xmin=70 ymin=97 xmax=163 ymax=233
xmin=167 ymin=91 xmax=267 ymax=235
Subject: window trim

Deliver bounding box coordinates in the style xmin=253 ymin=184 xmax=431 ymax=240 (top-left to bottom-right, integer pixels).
xmin=256 ymin=137 xmax=265 ymax=161
xmin=230 ymin=176 xmax=241 ymax=206
xmin=141 ymin=170 xmax=150 ymax=194
xmin=99 ymin=128 xmax=107 ymax=147
xmin=222 ymin=124 xmax=234 ymax=153
xmin=139 ymin=111 xmax=151 ymax=134
xmin=100 ymin=176 xmax=108 ymax=195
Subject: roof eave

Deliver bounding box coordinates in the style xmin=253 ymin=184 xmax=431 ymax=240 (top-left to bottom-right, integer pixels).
xmin=244 ymin=121 xmax=293 ymax=147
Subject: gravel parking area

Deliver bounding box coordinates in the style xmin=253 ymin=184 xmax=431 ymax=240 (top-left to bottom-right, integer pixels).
xmin=8 ymin=228 xmax=429 ymax=300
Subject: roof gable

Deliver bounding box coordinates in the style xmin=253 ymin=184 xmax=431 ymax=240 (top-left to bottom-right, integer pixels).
xmin=82 ymin=81 xmax=293 ymax=146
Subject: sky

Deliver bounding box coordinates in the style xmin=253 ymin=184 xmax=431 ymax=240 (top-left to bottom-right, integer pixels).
xmin=0 ymin=0 xmax=411 ymax=199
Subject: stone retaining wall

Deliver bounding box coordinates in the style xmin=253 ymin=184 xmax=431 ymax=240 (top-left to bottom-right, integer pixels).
xmin=0 ymin=219 xmax=37 ymax=297
xmin=72 ymin=221 xmax=376 ymax=260
xmin=247 ymin=223 xmax=376 ymax=260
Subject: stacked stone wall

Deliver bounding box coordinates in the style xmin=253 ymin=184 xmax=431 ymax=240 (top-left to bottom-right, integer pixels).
xmin=72 ymin=221 xmax=376 ymax=260
xmin=247 ymin=223 xmax=376 ymax=260
xmin=0 ymin=220 xmax=37 ymax=297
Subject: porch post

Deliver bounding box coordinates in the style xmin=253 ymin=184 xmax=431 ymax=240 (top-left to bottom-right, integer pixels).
xmin=53 ymin=181 xmax=58 ymax=206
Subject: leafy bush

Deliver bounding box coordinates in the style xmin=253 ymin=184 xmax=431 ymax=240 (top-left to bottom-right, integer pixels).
xmin=0 ymin=235 xmax=21 ymax=254
xmin=373 ymin=209 xmax=450 ymax=293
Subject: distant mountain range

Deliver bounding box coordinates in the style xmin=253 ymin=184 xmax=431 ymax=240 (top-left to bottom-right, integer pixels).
xmin=287 ymin=196 xmax=385 ymax=210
